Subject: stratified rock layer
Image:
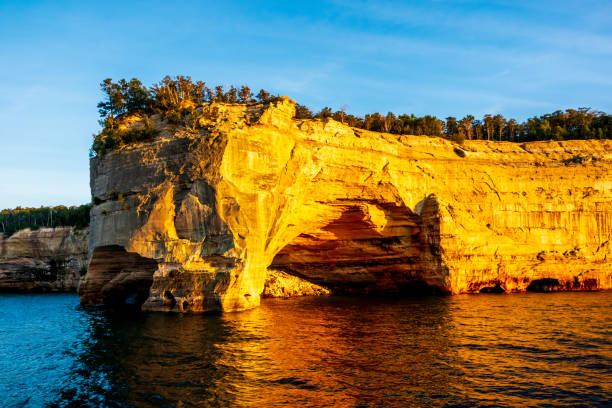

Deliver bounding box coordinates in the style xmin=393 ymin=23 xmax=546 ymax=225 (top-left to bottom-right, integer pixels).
xmin=79 ymin=99 xmax=612 ymax=312
xmin=0 ymin=227 xmax=88 ymax=291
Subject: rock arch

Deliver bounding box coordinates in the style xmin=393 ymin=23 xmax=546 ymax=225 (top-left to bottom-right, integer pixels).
xmin=268 ymin=197 xmax=448 ymax=295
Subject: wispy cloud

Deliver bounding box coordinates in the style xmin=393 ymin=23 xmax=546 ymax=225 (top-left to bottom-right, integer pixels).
xmin=333 ymin=0 xmax=612 ymax=55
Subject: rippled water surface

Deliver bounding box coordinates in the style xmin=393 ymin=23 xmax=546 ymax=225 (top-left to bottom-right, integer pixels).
xmin=1 ymin=292 xmax=611 ymax=407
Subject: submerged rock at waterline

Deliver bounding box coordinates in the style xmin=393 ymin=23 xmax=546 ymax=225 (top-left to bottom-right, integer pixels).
xmin=78 ymin=97 xmax=612 ymax=312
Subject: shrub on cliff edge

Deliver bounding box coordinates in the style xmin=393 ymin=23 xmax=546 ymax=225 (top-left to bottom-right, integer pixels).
xmin=91 ymin=115 xmax=159 ymax=156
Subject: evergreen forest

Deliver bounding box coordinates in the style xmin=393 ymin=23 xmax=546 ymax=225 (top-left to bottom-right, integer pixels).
xmin=92 ymin=76 xmax=612 ymax=155
xmin=0 ymin=205 xmax=91 ymax=238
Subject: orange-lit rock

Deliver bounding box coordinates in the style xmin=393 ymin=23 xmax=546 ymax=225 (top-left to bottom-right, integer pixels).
xmin=79 ymin=98 xmax=612 ymax=312
xmin=263 ymin=270 xmax=330 ymax=298
xmin=0 ymin=227 xmax=88 ymax=291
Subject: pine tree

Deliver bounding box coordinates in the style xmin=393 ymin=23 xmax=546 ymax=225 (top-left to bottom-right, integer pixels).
xmin=239 ymin=86 xmax=253 ymax=104
xmin=256 ymin=89 xmax=270 ymax=103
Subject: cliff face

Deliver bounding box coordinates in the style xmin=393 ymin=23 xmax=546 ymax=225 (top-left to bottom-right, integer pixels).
xmin=0 ymin=227 xmax=88 ymax=291
xmin=79 ymin=98 xmax=612 ymax=312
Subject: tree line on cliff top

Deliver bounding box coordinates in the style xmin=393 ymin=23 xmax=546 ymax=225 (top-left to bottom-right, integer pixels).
xmin=92 ymin=76 xmax=612 ymax=155
xmin=0 ymin=205 xmax=91 ymax=238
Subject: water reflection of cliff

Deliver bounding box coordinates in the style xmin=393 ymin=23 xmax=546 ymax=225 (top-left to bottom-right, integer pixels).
xmin=49 ymin=293 xmax=612 ymax=407
xmin=50 ymin=296 xmax=461 ymax=407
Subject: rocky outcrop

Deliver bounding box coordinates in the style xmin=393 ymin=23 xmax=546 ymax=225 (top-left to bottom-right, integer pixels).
xmin=0 ymin=227 xmax=88 ymax=291
xmin=263 ymin=270 xmax=330 ymax=298
xmin=79 ymin=98 xmax=612 ymax=312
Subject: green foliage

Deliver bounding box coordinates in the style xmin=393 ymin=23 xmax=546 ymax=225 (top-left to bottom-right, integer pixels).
xmin=239 ymin=86 xmax=253 ymax=103
xmin=165 ymin=109 xmax=184 ymax=125
xmin=0 ymin=204 xmax=91 ymax=238
xmin=97 ymin=78 xmax=153 ymax=118
xmin=92 ymin=115 xmax=159 ymax=156
xmin=256 ymin=89 xmax=270 ymax=103
xmin=214 ymin=85 xmax=225 ymax=102
xmin=93 ymin=77 xmax=279 ymax=156
xmin=315 ymin=107 xmax=333 ymax=120
xmin=295 ymin=104 xmax=313 ymax=119
xmin=163 ymin=106 xmax=205 ymax=132
xmin=226 ymin=86 xmax=238 ymax=103
xmin=523 ymin=108 xmax=612 ymax=142
xmin=93 ymin=76 xmax=612 ymax=158
xmin=152 ymin=75 xmax=209 ymax=111
xmin=337 ymin=107 xmax=612 ymax=143
xmin=453 ymin=131 xmax=466 ymax=145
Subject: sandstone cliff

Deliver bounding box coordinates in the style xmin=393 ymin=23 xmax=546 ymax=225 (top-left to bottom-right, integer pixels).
xmin=79 ymin=98 xmax=612 ymax=312
xmin=0 ymin=227 xmax=88 ymax=291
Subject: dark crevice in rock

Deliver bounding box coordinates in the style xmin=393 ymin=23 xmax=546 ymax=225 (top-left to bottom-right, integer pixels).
xmin=397 ymin=280 xmax=446 ymax=295
xmin=526 ymin=277 xmax=599 ymax=293
xmin=479 ymin=284 xmax=506 ymax=294
xmin=453 ymin=147 xmax=466 ymax=158
xmin=163 ymin=290 xmax=176 ymax=308
xmin=526 ymin=278 xmax=561 ymax=292
xmin=581 ymin=278 xmax=598 ymax=290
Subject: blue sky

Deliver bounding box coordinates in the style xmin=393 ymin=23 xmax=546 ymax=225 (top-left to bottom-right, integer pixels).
xmin=1 ymin=0 xmax=611 ymax=209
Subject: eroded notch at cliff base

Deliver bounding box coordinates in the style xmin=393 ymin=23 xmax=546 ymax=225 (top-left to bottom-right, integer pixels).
xmin=78 ymin=245 xmax=158 ymax=307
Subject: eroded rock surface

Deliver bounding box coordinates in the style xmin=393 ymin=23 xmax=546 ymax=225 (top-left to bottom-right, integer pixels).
xmin=79 ymin=98 xmax=612 ymax=312
xmin=0 ymin=227 xmax=88 ymax=291
xmin=263 ymin=270 xmax=330 ymax=298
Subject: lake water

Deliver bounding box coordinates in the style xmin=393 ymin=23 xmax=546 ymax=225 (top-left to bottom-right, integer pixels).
xmin=0 ymin=292 xmax=611 ymax=407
